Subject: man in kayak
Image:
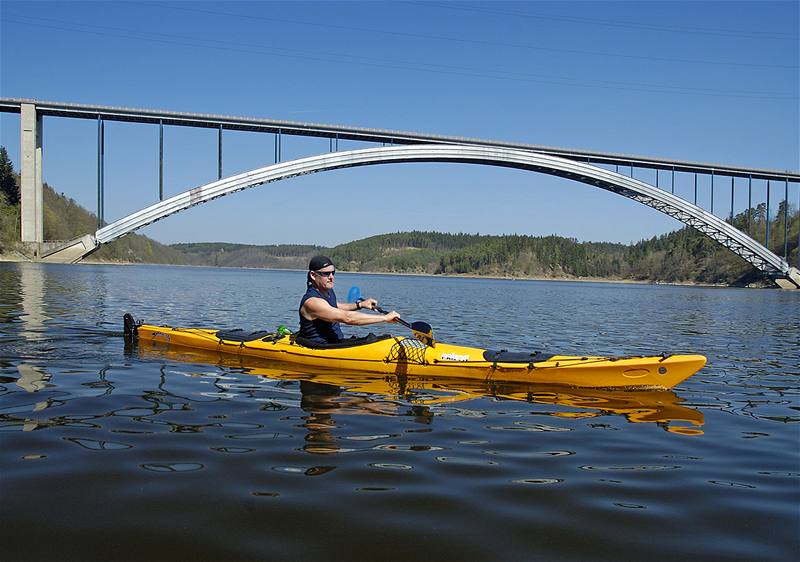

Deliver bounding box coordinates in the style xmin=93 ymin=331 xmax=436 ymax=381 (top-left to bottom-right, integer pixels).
xmin=299 ymin=255 xmax=400 ymax=343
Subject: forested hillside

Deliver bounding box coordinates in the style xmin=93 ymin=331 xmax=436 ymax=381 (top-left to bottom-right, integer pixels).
xmin=174 ymin=208 xmax=798 ymax=286
xmin=321 ymin=214 xmax=797 ymax=284
xmin=173 ymin=242 xmax=325 ymax=269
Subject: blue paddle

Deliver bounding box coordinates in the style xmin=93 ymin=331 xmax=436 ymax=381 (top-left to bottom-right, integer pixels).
xmin=346 ymin=286 xmax=362 ymax=305
xmin=348 ymin=286 xmax=435 ymax=346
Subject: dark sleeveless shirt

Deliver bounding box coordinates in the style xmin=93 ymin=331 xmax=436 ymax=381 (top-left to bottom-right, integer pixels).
xmin=298 ymin=287 xmax=344 ymax=343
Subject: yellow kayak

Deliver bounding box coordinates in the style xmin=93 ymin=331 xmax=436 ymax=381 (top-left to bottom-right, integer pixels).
xmin=125 ymin=315 xmax=706 ymax=389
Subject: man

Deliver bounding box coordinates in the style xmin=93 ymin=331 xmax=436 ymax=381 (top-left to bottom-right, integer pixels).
xmin=299 ymin=255 xmax=400 ymax=343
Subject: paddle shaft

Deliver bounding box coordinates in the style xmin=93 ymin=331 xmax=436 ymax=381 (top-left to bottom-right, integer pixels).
xmin=373 ymin=305 xmax=412 ymax=329
xmin=350 ymin=287 xmax=431 ymax=341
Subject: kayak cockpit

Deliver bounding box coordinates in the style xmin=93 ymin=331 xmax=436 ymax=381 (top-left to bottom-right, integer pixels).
xmin=483 ymin=350 xmax=555 ymax=364
xmin=293 ymin=333 xmax=394 ymax=349
xmin=215 ymin=329 xmax=273 ymax=342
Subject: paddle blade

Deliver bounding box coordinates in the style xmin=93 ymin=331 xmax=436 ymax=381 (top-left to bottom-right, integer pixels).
xmin=411 ymin=321 xmax=435 ymax=347
xmin=347 ymin=286 xmax=362 ymax=304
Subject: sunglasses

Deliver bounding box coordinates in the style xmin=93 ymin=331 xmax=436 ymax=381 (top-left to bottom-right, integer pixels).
xmin=314 ymin=269 xmax=336 ymax=278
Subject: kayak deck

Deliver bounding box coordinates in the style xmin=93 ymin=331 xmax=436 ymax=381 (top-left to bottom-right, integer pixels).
xmin=130 ymin=320 xmax=706 ymax=390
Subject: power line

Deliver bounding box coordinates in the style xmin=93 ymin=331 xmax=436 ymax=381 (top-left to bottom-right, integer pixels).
xmin=2 ymin=13 xmax=796 ymax=101
xmin=149 ymin=1 xmax=797 ymax=70
xmin=418 ymin=1 xmax=799 ymax=41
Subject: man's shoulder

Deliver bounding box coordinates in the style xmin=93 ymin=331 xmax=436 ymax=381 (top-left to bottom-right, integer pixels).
xmin=301 ymin=292 xmax=331 ymax=308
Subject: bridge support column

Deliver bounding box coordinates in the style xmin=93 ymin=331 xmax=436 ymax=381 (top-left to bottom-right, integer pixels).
xmin=20 ymin=103 xmax=44 ymax=253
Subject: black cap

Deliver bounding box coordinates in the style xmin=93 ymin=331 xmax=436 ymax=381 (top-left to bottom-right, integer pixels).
xmin=309 ymin=255 xmax=334 ymax=271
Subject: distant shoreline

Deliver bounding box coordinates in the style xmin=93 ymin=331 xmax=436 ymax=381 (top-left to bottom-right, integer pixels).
xmin=0 ymin=253 xmax=736 ymax=288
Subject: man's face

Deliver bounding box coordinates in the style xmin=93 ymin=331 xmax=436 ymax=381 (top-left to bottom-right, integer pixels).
xmin=312 ymin=267 xmax=335 ymax=290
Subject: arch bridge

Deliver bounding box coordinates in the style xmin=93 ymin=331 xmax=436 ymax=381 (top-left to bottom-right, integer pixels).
xmin=1 ymin=99 xmax=798 ymax=289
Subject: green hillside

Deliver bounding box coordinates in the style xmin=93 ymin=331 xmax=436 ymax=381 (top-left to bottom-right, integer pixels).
xmin=327 ymin=214 xmax=798 ymax=285
xmin=172 ymin=242 xmax=326 ymax=269
xmin=174 ymin=210 xmax=798 ymax=285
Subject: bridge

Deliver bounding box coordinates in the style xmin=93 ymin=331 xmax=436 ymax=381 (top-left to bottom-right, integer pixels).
xmin=2 ymin=98 xmax=799 ymax=289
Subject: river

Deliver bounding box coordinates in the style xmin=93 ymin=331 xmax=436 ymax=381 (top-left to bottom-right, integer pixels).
xmin=1 ymin=262 xmax=798 ymax=561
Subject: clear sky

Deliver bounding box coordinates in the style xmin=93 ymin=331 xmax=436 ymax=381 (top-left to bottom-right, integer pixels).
xmin=1 ymin=0 xmax=798 ymax=247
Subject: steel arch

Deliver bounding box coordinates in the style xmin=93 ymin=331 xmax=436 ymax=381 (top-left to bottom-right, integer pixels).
xmin=94 ymin=144 xmax=791 ymax=276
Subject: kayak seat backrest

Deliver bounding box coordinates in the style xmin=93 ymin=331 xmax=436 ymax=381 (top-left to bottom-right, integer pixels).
xmin=216 ymin=329 xmax=273 ymax=342
xmin=294 ymin=333 xmax=393 ymax=349
xmin=483 ymin=350 xmax=555 ymax=364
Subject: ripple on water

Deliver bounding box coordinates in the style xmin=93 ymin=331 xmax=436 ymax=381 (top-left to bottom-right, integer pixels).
xmin=487 ymin=421 xmax=572 ymax=432
xmin=708 ymin=480 xmax=757 ymax=489
xmin=435 ymin=456 xmax=498 ymax=466
xmin=579 ymin=464 xmax=681 ymax=472
xmin=63 ymin=437 xmax=133 ymax=450
xmin=211 ymin=446 xmax=255 ymax=454
xmin=140 ymin=462 xmax=204 ymax=473
xmin=272 ymin=465 xmax=336 ymax=476
xmin=224 ymin=432 xmax=294 ymax=440
xmin=342 ymin=434 xmax=395 ymax=441
xmin=512 ymin=478 xmax=564 ymax=485
xmin=369 ymin=463 xmax=413 ymax=470
xmin=485 ymin=449 xmax=575 ymax=458
xmin=373 ymin=444 xmax=444 ymax=452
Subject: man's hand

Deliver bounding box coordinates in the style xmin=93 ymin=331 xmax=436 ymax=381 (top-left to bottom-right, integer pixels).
xmin=383 ymin=311 xmax=401 ymax=323
xmin=360 ymin=297 xmax=378 ymax=310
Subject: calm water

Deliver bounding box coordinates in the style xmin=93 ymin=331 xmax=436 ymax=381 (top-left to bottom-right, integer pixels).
xmin=1 ymin=262 xmax=798 ymax=561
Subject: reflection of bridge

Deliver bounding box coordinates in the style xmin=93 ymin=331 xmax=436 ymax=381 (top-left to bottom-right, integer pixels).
xmin=2 ymin=99 xmax=799 ymax=288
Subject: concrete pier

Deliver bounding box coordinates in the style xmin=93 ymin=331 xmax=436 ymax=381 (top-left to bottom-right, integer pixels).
xmin=20 ymin=103 xmax=43 ymax=252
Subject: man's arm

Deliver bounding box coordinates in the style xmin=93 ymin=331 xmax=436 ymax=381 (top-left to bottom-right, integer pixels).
xmin=303 ymin=297 xmax=399 ymax=326
xmin=337 ymin=297 xmax=378 ymax=312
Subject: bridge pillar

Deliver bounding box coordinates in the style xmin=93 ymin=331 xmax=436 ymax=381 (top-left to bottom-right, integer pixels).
xmin=20 ymin=103 xmax=44 ymax=252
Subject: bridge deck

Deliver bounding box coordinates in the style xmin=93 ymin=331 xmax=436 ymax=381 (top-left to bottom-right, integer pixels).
xmin=1 ymin=97 xmax=797 ymax=181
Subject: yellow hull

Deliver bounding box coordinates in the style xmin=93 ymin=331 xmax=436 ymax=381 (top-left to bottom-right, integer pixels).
xmin=133 ymin=323 xmax=706 ymax=389
xmin=134 ymin=343 xmax=705 ymax=433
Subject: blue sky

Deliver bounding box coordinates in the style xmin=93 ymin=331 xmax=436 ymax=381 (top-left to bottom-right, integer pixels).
xmin=1 ymin=0 xmax=797 ymax=246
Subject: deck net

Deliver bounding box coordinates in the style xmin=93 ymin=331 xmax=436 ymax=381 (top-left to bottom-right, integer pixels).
xmin=386 ymin=338 xmax=428 ymax=365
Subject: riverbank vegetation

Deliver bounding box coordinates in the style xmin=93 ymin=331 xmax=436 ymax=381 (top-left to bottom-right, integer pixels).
xmin=172 ymin=210 xmax=799 ymax=285
xmin=0 ymin=147 xmax=797 ymax=285
xmin=333 ymin=213 xmax=797 ymax=284
xmin=0 ymin=147 xmax=20 ymax=253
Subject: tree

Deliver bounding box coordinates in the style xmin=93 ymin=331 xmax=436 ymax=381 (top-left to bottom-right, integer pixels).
xmin=0 ymin=147 xmax=20 ymax=204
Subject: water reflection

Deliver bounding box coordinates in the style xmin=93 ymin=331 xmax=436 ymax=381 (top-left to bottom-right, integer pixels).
xmin=19 ymin=263 xmax=48 ymax=340
xmin=15 ymin=363 xmax=50 ymax=392
xmin=135 ymin=341 xmax=704 ymax=437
